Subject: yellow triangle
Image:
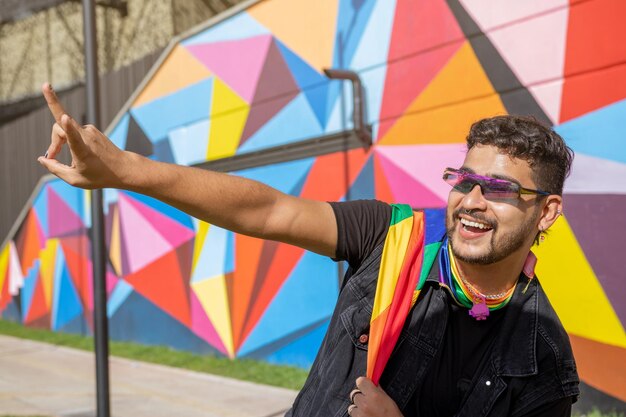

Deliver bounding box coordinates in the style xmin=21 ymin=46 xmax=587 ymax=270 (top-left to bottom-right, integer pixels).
xmin=380 ymin=42 xmax=507 ymax=146
xmin=249 ymin=0 xmax=338 ymax=70
xmin=39 ymin=238 xmax=59 ymax=309
xmin=534 ymin=216 xmax=626 ymax=348
xmin=192 ymin=221 xmax=210 ymax=274
xmin=206 ymin=78 xmax=250 ymax=161
xmin=0 ymin=244 xmax=9 ymax=296
xmin=109 ymin=206 xmax=122 ymax=276
xmin=191 ymin=275 xmax=235 ymax=358
xmin=133 ymin=45 xmax=212 ymax=107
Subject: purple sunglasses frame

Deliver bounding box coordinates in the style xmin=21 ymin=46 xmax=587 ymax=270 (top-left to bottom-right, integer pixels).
xmin=442 ymin=167 xmax=550 ymax=199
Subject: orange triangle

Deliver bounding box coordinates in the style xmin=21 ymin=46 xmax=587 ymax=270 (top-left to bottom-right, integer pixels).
xmin=570 ymin=334 xmax=626 ymax=402
xmin=125 ymin=250 xmax=191 ymax=327
xmin=25 ymin=274 xmax=49 ymax=325
xmin=231 ymin=234 xmax=265 ymax=351
xmin=60 ymin=235 xmax=93 ymax=312
xmin=379 ymin=42 xmax=506 ymax=146
xmin=18 ymin=210 xmax=44 ymax=276
xmin=133 ymin=45 xmax=212 ymax=107
xmin=300 ymin=148 xmax=371 ymax=201
xmin=241 ymin=243 xmax=304 ymax=343
xmin=374 ymin=153 xmax=396 ymax=204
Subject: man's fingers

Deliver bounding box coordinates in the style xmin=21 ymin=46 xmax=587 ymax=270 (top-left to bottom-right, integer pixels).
xmin=47 ymin=123 xmax=67 ymax=160
xmin=60 ymin=114 xmax=87 ymax=153
xmin=42 ymin=83 xmax=68 ymax=124
xmin=355 ymin=377 xmax=376 ymax=392
xmin=38 ymin=156 xmax=73 ymax=181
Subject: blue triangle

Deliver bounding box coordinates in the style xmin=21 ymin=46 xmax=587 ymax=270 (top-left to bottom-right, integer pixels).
xmin=152 ymin=137 xmax=176 ymax=164
xmin=109 ymin=290 xmax=221 ymax=355
xmin=107 ymin=279 xmax=134 ymax=318
xmin=238 ymin=251 xmax=339 ymax=356
xmin=237 ymin=157 xmax=315 ymax=195
xmin=168 ymin=119 xmax=210 ymax=166
xmin=191 ymin=225 xmax=230 ymax=283
xmin=276 ymin=40 xmax=330 ymax=127
xmin=109 ymin=113 xmax=130 ymax=150
xmin=21 ymin=260 xmax=41 ymax=320
xmin=555 ymin=99 xmax=626 ymax=164
xmin=52 ymin=245 xmax=83 ymax=331
xmin=33 ymin=186 xmax=49 ymax=238
xmin=239 ymin=93 xmax=323 ymax=154
xmin=224 ymin=230 xmax=235 ymax=275
xmin=333 ymin=0 xmax=378 ymax=69
xmin=260 ymin=320 xmax=330 ymax=369
xmin=130 ymin=78 xmax=213 ymax=142
xmin=348 ymin=155 xmax=375 ymax=200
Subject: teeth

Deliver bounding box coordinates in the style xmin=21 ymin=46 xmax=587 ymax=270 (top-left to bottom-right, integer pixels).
xmin=460 ymin=218 xmax=492 ymax=230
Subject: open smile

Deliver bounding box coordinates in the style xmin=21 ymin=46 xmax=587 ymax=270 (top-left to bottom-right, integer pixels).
xmin=458 ymin=216 xmax=494 ymax=239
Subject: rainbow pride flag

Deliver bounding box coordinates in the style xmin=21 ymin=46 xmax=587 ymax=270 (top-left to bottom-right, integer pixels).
xmin=367 ymin=204 xmax=443 ymax=384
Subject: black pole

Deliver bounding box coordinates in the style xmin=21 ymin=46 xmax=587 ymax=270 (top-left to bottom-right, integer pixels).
xmin=81 ymin=1 xmax=111 ymax=416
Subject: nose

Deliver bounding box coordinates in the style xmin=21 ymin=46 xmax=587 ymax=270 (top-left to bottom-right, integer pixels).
xmin=461 ymin=184 xmax=488 ymax=212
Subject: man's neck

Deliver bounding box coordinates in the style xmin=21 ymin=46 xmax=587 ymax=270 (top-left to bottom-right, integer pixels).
xmin=454 ymin=247 xmax=530 ymax=296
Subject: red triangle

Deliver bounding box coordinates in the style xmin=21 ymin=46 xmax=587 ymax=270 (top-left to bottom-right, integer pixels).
xmin=378 ymin=0 xmax=464 ymax=139
xmin=124 ymin=250 xmax=191 ymax=327
xmin=0 ymin=266 xmax=10 ymax=312
xmin=25 ymin=274 xmax=49 ymax=325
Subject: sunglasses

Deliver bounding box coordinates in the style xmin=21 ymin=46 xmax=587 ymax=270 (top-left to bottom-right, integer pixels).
xmin=442 ymin=167 xmax=550 ymax=200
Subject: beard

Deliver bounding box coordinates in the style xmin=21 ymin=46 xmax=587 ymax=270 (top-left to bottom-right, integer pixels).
xmin=446 ymin=207 xmax=540 ymax=265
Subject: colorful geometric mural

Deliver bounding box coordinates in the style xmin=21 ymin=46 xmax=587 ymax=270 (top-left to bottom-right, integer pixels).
xmin=2 ymin=0 xmax=625 ymax=408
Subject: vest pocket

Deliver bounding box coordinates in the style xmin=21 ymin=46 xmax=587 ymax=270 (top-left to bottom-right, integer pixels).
xmin=340 ymin=299 xmax=372 ymax=351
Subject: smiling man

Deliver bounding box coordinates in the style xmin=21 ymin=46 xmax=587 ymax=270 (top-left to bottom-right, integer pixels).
xmin=39 ymin=83 xmax=579 ymax=417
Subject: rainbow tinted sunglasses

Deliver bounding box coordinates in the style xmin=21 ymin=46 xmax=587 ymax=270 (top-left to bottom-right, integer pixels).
xmin=442 ymin=167 xmax=550 ymax=200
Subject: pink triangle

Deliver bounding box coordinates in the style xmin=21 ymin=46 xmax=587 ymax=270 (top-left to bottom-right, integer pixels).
xmin=123 ymin=195 xmax=195 ymax=249
xmin=529 ymin=79 xmax=563 ymax=124
xmin=459 ymin=0 xmax=567 ymax=32
xmin=118 ymin=194 xmax=172 ymax=274
xmin=377 ymin=152 xmax=446 ymax=208
xmin=190 ymin=290 xmax=228 ymax=355
xmin=376 ymin=144 xmax=467 ymax=202
xmin=48 ymin=188 xmax=85 ymax=238
xmin=485 ymin=7 xmax=568 ymax=87
xmin=186 ymin=35 xmax=273 ymax=103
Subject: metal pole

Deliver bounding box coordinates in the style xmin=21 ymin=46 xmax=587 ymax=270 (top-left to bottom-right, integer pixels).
xmin=81 ymin=1 xmax=111 ymax=416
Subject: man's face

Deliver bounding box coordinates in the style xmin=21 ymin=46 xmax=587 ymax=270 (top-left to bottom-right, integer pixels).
xmin=445 ymin=144 xmax=543 ymax=265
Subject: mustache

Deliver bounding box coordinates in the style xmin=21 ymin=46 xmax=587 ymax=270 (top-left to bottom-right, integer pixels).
xmin=452 ymin=208 xmax=497 ymax=230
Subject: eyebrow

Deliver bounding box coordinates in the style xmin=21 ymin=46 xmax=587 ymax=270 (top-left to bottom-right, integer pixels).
xmin=459 ymin=166 xmax=523 ymax=186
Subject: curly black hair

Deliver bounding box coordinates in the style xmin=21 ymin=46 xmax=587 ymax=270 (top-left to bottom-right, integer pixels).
xmin=466 ymin=115 xmax=574 ymax=196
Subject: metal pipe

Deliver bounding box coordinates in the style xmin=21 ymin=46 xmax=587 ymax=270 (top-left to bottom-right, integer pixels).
xmin=323 ymin=69 xmax=372 ymax=149
xmin=81 ymin=1 xmax=110 ymax=416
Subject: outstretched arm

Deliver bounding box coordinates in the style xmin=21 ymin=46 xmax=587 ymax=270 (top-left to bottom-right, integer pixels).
xmin=38 ymin=83 xmax=338 ymax=258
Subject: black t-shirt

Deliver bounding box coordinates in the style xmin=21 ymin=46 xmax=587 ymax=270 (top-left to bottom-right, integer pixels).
xmin=330 ymin=200 xmax=572 ymax=417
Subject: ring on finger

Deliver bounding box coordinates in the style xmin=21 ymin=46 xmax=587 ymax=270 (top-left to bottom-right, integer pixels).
xmin=347 ymin=404 xmax=357 ymax=416
xmin=349 ymin=388 xmax=363 ymax=403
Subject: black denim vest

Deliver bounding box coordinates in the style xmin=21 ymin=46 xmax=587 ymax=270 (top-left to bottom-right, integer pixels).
xmin=285 ymin=243 xmax=579 ymax=417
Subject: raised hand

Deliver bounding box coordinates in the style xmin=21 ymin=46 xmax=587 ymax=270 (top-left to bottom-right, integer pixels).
xmin=38 ymin=83 xmax=131 ymax=190
xmin=347 ymin=377 xmax=404 ymax=417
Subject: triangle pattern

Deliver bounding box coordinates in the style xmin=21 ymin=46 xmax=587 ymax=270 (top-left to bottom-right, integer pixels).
xmin=332 ymin=0 xmax=378 ymax=68
xmin=186 ymin=35 xmax=273 ymax=103
xmin=52 ymin=245 xmax=83 ymax=331
xmin=380 ymin=42 xmax=506 ymax=145
xmin=373 ymin=153 xmax=396 ymax=203
xmin=133 ymin=45 xmax=212 ymax=107
xmin=118 ymin=193 xmax=173 ymax=274
xmin=109 ymin=205 xmax=123 ymax=276
xmin=8 ymin=242 xmax=24 ymax=296
xmin=60 ymin=235 xmax=93 ymax=312
xmin=191 ymin=224 xmax=230 ymax=283
xmin=25 ymin=272 xmax=48 ymax=325
xmin=21 ymin=260 xmax=40 ymax=322
xmin=39 ymin=239 xmax=58 ymax=309
xmin=125 ymin=115 xmax=154 ymax=156
xmin=533 ymin=216 xmax=626 ymax=348
xmin=123 ymin=193 xmax=195 ymax=249
xmin=182 ymin=12 xmax=270 ymax=46
xmin=32 ymin=187 xmax=49 ymax=238
xmin=189 ymin=288 xmax=228 ymax=355
xmin=124 ymin=249 xmax=191 ymax=327
xmin=529 ymin=79 xmax=564 ymax=125
xmin=249 ymin=0 xmax=338 ymax=70
xmin=191 ymin=274 xmax=235 ymax=357
xmin=459 ymin=0 xmax=568 ymax=32
xmin=0 ymin=245 xmax=10 ymax=306
xmin=564 ymin=153 xmax=626 ymax=195
xmin=168 ymin=119 xmax=211 ymax=166
xmin=16 ymin=209 xmax=44 ymax=276
xmin=376 ymin=152 xmax=446 ymax=208
xmin=376 ymin=144 xmax=467 ymax=201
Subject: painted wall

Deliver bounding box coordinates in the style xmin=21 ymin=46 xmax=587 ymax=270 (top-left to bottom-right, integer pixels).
xmin=1 ymin=0 xmax=625 ymax=408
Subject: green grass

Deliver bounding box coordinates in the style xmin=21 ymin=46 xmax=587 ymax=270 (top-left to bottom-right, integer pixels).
xmin=574 ymin=410 xmax=625 ymax=417
xmin=0 ymin=319 xmax=308 ymax=390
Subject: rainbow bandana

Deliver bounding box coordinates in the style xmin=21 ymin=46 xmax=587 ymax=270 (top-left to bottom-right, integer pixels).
xmin=367 ymin=204 xmax=443 ymax=384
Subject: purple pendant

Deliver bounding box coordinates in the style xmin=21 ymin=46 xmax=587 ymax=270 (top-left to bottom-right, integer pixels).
xmin=469 ymin=299 xmax=490 ymax=321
